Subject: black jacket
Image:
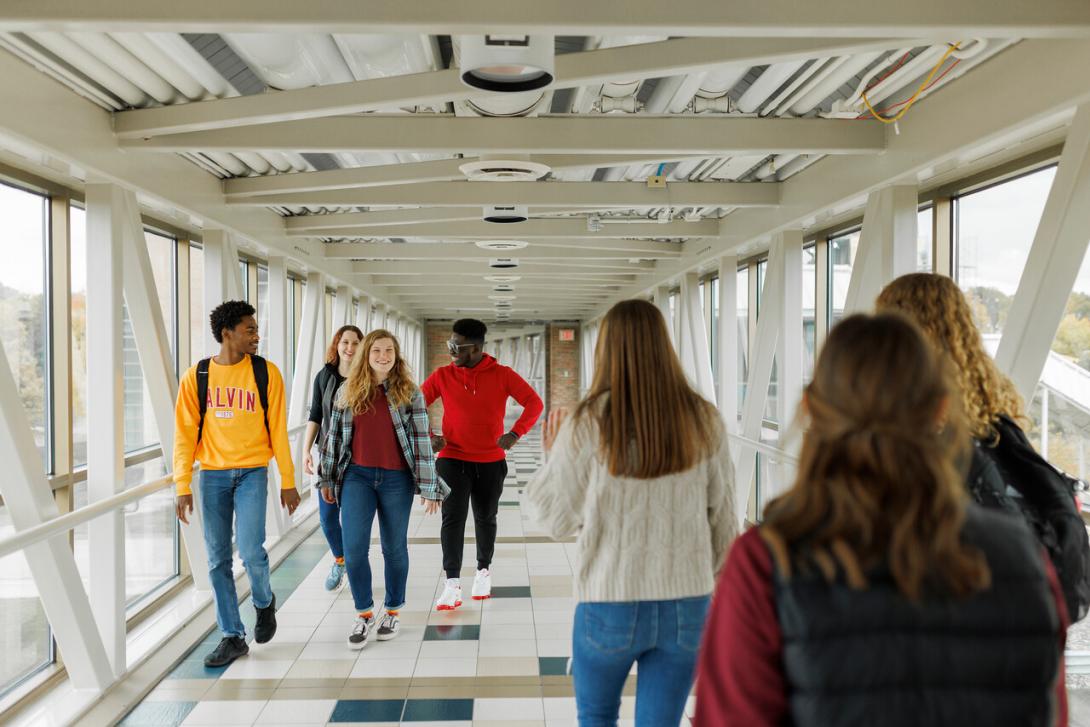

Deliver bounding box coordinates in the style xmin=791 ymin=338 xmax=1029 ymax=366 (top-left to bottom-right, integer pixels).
xmin=773 ymin=506 xmax=1062 ymax=727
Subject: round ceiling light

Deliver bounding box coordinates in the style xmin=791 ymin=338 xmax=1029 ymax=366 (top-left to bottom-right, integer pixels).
xmin=475 ymin=239 xmax=529 ymax=251
xmin=459 ymin=157 xmax=551 ymax=182
xmin=485 ymin=275 xmax=521 ymax=283
xmin=458 ymin=35 xmax=555 ymax=93
xmin=489 ymin=294 xmax=517 ymax=301
xmin=483 ymin=204 xmax=528 ymax=224
xmin=488 ymin=258 xmax=520 ymax=269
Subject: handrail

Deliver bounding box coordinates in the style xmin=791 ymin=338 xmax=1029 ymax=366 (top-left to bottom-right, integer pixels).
xmin=0 ymin=475 xmax=173 ymax=561
xmin=0 ymin=424 xmax=309 ymax=561
xmin=728 ymin=432 xmax=799 ymax=464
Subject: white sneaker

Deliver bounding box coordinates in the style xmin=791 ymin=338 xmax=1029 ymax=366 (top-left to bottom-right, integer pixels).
xmin=347 ymin=613 xmax=375 ymax=650
xmin=435 ymin=578 xmax=463 ymax=611
xmin=376 ymin=611 xmax=401 ymax=641
xmin=472 ymin=568 xmax=492 ymax=601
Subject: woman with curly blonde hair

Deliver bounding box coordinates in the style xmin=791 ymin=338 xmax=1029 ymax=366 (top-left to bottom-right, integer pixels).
xmin=875 ymin=273 xmax=1024 ymax=440
xmin=877 ymin=272 xmax=1089 ymax=623
xmin=318 ymin=328 xmax=449 ymax=650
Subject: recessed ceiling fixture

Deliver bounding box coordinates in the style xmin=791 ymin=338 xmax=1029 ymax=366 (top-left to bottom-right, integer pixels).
xmin=475 ymin=239 xmax=529 ymax=251
xmin=458 ymin=35 xmax=555 ymax=92
xmin=485 ymin=275 xmax=522 ymax=283
xmin=460 ymin=156 xmax=551 ymax=182
xmin=488 ymin=258 xmax=520 ymax=269
xmin=489 ymin=294 xmax=518 ymax=301
xmin=483 ymin=204 xmax=528 ymax=223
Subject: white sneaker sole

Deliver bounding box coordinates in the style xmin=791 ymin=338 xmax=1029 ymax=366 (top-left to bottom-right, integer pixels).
xmin=376 ymin=629 xmax=400 ymax=641
xmin=435 ymin=600 xmax=463 ymax=611
xmin=471 ymin=593 xmax=491 ymax=601
xmin=347 ymin=638 xmax=368 ymax=650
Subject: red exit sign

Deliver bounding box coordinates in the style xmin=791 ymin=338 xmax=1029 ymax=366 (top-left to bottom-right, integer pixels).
xmin=558 ymin=329 xmax=575 ymax=342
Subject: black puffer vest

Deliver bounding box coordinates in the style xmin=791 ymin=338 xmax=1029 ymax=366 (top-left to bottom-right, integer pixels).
xmin=772 ymin=506 xmax=1062 ymax=727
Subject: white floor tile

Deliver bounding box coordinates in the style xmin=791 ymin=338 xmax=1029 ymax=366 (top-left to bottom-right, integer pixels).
xmin=255 ymin=699 xmax=336 ymax=724
xmin=474 ymin=698 xmax=546 ymax=720
xmin=220 ymin=658 xmax=294 ymax=680
xmin=181 ymin=700 xmax=268 ymax=725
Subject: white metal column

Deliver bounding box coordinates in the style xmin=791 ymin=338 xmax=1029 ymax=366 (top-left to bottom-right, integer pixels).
xmin=355 ymin=293 xmax=371 ymax=331
xmin=844 ymin=185 xmax=919 ymax=314
xmin=333 ymin=284 xmax=350 ymax=331
xmin=653 ymin=286 xmax=674 ymax=345
xmin=736 ymin=238 xmax=786 ymax=524
xmin=373 ymin=302 xmax=388 ymax=331
xmin=680 ymin=272 xmax=716 ymax=404
xmin=777 ymin=230 xmax=805 ymax=429
xmin=267 ymin=256 xmax=290 ymax=386
xmin=201 ymin=229 xmax=242 ymax=356
xmin=84 ymin=183 xmax=127 ymax=674
xmin=119 ymin=192 xmax=210 ymax=590
xmin=288 ymin=272 xmax=323 ymax=489
xmin=996 ymin=102 xmax=1090 ymax=400
xmin=0 ymin=343 xmax=114 ymax=690
xmin=718 ymin=255 xmax=739 ymax=433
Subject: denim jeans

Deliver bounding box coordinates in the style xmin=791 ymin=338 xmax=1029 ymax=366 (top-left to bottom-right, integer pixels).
xmin=572 ymin=596 xmax=711 ymax=727
xmin=339 ymin=465 xmax=414 ymax=612
xmin=199 ymin=466 xmax=273 ymax=638
xmin=318 ymin=492 xmax=344 ymax=560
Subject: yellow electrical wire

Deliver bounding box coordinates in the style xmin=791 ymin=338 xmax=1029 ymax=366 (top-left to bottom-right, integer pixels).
xmin=862 ymin=42 xmax=961 ymax=124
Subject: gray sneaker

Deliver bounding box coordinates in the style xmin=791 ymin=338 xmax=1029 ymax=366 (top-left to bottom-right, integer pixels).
xmin=347 ymin=613 xmax=375 ymax=650
xmin=376 ymin=611 xmax=401 ymax=641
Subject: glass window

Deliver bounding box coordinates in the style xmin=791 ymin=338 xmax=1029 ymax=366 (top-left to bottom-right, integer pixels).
xmin=238 ymin=259 xmax=249 ymax=301
xmin=710 ymin=277 xmax=719 ymax=402
xmin=918 ymin=206 xmax=934 ymax=272
xmin=189 ymin=243 xmax=205 ymax=365
xmin=0 ymin=182 xmax=49 ymax=469
xmin=1028 ymin=244 xmax=1090 ymax=497
xmin=803 ymin=244 xmax=816 ymax=382
xmin=73 ymin=456 xmax=178 ymax=607
xmin=737 ymin=268 xmax=749 ymax=417
xmin=756 ymin=260 xmax=777 ymax=422
xmin=71 ymin=205 xmax=88 ymax=467
xmin=828 ymin=229 xmax=861 ymax=327
xmin=0 ymin=506 xmax=53 ymax=697
xmin=955 ymin=166 xmax=1057 ymax=336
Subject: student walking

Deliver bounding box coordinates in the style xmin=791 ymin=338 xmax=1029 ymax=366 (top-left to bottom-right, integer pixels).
xmin=423 ymin=319 xmax=543 ymax=609
xmin=877 ymin=273 xmax=1090 ymax=623
xmin=318 ymin=329 xmax=448 ymax=649
xmin=527 ymin=299 xmax=736 ymax=727
xmin=174 ymin=300 xmax=300 ymax=668
xmin=694 ymin=313 xmax=1067 ymax=727
xmin=301 ymin=324 xmax=364 ymax=591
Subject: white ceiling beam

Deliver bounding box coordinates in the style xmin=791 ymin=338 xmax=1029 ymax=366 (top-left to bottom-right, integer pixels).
xmin=3 ymin=0 xmax=1088 ymax=37
xmin=365 ymin=272 xmax=637 ymax=284
xmin=284 ymin=207 xmax=589 ymax=230
xmin=594 ymin=38 xmax=1090 ymax=316
xmin=286 ymin=217 xmax=718 ymax=238
xmin=327 ymin=238 xmax=683 ymax=255
xmin=386 ymin=283 xmax=621 ymax=292
xmin=114 ymin=37 xmax=915 ymax=138
xmin=324 ymin=243 xmax=680 ymax=261
xmin=0 ymin=48 xmax=410 ymax=314
xmin=228 ymin=154 xmax=715 ymax=197
xmin=230 ymin=180 xmax=781 ymax=208
xmin=355 ymin=261 xmax=652 ymax=275
xmin=122 ymin=116 xmax=886 ymax=157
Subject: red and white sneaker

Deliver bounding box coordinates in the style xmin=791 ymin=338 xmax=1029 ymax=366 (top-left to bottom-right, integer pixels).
xmin=472 ymin=568 xmax=492 ymax=600
xmin=435 ymin=579 xmax=463 ymax=611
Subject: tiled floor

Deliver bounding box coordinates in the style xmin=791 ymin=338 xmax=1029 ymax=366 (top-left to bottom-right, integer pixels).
xmin=120 ymin=423 xmax=686 ymax=726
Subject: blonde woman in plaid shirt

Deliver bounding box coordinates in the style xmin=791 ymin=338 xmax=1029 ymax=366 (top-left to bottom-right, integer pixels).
xmin=318 ymin=328 xmax=449 ymax=649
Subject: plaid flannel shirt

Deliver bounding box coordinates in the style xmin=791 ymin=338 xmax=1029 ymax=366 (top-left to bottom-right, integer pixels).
xmin=318 ymin=383 xmax=449 ymax=504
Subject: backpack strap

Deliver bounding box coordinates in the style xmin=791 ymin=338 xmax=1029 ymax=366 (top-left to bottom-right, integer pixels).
xmin=196 ymin=357 xmax=211 ymax=443
xmin=250 ymin=355 xmax=271 ymax=437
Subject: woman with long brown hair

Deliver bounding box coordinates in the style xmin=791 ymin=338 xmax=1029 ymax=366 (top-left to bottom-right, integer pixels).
xmin=318 ymin=328 xmax=448 ymax=649
xmin=302 ymin=324 xmax=363 ymax=590
xmin=527 ymin=298 xmax=736 ymax=726
xmin=877 ymin=273 xmax=1089 ymax=622
xmin=694 ymin=313 xmax=1066 ymax=727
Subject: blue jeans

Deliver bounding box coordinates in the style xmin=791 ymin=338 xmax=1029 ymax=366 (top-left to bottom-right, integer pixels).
xmin=339 ymin=465 xmax=414 ymax=612
xmin=318 ymin=492 xmax=344 ymax=560
xmin=199 ymin=467 xmax=273 ymax=638
xmin=572 ymin=597 xmax=711 ymax=727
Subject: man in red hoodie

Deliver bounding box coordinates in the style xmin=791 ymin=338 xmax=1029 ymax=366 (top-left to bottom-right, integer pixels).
xmin=423 ymin=319 xmax=543 ymax=610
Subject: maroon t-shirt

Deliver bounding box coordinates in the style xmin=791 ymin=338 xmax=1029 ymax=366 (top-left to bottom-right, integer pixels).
xmin=351 ymin=389 xmax=408 ymax=471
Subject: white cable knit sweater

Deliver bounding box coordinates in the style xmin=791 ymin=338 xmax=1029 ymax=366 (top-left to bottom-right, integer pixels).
xmin=526 ymin=416 xmax=738 ymax=603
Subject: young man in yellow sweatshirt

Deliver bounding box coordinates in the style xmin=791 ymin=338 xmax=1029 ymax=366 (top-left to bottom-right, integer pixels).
xmin=174 ymin=300 xmax=300 ymax=668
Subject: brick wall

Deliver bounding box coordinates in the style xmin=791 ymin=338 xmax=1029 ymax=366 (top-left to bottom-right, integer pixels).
xmin=545 ymin=323 xmax=581 ymax=414
xmin=423 ymin=321 xmax=451 ymax=427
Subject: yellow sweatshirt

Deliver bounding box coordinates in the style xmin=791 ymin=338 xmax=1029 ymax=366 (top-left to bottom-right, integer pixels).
xmin=172 ymin=355 xmax=295 ymax=496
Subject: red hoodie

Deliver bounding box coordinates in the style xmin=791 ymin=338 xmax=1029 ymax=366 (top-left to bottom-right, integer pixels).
xmin=421 ymin=354 xmax=544 ymax=463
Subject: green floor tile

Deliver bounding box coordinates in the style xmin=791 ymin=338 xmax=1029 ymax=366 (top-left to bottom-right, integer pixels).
xmin=118 ymin=700 xmax=197 ymax=726
xmin=424 ymin=624 xmax=480 ymax=641
xmin=402 ymin=698 xmax=474 ymax=721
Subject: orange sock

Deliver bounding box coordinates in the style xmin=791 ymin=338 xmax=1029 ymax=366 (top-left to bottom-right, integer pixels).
xmin=386 ymin=609 xmax=399 ymax=616
xmin=359 ymin=611 xmax=373 ymax=619
xmin=335 ymin=556 xmax=345 ymax=565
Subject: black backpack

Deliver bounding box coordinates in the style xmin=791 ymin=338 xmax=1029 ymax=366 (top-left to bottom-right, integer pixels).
xmin=972 ymin=415 xmax=1090 ymax=623
xmin=196 ymin=355 xmax=270 ymax=443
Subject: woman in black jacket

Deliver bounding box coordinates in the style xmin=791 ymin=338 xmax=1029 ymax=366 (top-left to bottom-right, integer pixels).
xmin=302 ymin=324 xmax=363 ymax=590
